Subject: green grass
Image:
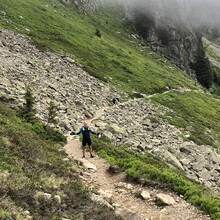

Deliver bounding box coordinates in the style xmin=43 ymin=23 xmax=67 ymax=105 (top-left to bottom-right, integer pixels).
xmin=92 ymin=137 xmax=220 ymax=220
xmin=0 ymin=101 xmax=120 ymax=219
xmin=0 ymin=0 xmax=196 ymax=94
xmin=151 ymin=91 xmax=220 ymax=147
xmin=203 ymin=39 xmax=220 ymax=64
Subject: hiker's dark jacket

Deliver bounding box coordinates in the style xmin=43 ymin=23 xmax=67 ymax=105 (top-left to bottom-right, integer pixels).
xmin=76 ymin=126 xmax=97 ymax=141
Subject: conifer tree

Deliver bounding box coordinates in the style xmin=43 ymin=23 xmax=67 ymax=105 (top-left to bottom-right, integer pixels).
xmin=192 ymin=37 xmax=213 ymax=89
xmin=47 ymin=101 xmax=58 ymax=126
xmin=21 ymin=86 xmax=36 ymax=123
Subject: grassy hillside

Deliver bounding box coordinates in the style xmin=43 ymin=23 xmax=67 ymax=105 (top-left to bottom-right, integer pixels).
xmin=0 ymin=0 xmax=196 ymax=94
xmin=151 ymin=91 xmax=220 ymax=148
xmin=0 ymin=101 xmax=120 ymax=219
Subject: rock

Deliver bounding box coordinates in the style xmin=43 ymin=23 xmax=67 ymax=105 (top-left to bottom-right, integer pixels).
xmin=109 ymin=123 xmax=126 ymax=134
xmin=90 ymin=193 xmax=113 ymax=209
xmin=180 ymin=158 xmax=191 ymax=166
xmin=140 ymin=190 xmax=151 ymax=200
xmin=165 ymin=152 xmax=184 ymax=170
xmin=198 ymin=170 xmax=212 ymax=181
xmin=98 ymin=189 xmax=113 ymax=199
xmin=63 ymin=158 xmax=69 ymax=162
xmin=156 ymin=193 xmax=176 ymax=205
xmin=186 ymin=126 xmax=194 ymax=132
xmin=54 ymin=195 xmax=62 ymax=204
xmin=132 ymin=91 xmax=145 ymax=98
xmin=95 ymin=121 xmax=107 ymax=129
xmin=103 ymin=130 xmax=114 ymax=140
xmin=65 ymin=56 xmax=75 ymax=63
xmin=81 ymin=160 xmax=97 ymax=171
xmin=34 ymin=192 xmax=52 ymax=204
xmin=209 ymin=151 xmax=220 ymax=164
xmin=23 ymin=210 xmax=30 ymax=215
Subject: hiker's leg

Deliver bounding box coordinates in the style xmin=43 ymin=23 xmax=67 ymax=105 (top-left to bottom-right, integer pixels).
xmin=82 ymin=140 xmax=86 ymax=158
xmin=82 ymin=147 xmax=86 ymax=158
xmin=89 ymin=145 xmax=94 ymax=157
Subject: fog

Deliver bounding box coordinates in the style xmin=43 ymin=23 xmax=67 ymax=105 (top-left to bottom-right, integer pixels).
xmin=107 ymin=0 xmax=220 ymax=29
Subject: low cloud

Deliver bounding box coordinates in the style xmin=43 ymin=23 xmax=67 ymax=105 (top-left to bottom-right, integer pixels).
xmin=106 ymin=0 xmax=220 ymax=28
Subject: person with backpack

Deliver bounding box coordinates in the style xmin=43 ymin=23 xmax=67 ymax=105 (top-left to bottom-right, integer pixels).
xmin=70 ymin=121 xmax=101 ymax=158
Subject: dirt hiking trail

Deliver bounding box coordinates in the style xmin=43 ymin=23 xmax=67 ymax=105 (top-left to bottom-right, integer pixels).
xmin=64 ymin=109 xmax=210 ymax=220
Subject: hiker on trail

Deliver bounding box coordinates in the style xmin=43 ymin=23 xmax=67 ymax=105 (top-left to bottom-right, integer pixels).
xmin=70 ymin=121 xmax=101 ymax=158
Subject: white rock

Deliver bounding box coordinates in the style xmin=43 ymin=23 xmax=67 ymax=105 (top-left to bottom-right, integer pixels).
xmin=63 ymin=158 xmax=70 ymax=161
xmin=81 ymin=160 xmax=97 ymax=171
xmin=54 ymin=195 xmax=62 ymax=204
xmin=156 ymin=193 xmax=176 ymax=205
xmin=23 ymin=210 xmax=30 ymax=215
xmin=141 ymin=190 xmax=151 ymax=200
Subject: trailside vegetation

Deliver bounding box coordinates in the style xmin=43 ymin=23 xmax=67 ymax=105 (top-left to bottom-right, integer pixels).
xmin=92 ymin=137 xmax=220 ymax=220
xmin=0 ymin=100 xmax=120 ymax=220
xmin=191 ymin=36 xmax=213 ymax=89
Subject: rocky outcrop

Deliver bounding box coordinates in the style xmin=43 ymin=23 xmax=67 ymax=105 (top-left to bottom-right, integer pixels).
xmin=123 ymin=0 xmax=199 ymax=76
xmin=94 ymin=98 xmax=220 ymax=193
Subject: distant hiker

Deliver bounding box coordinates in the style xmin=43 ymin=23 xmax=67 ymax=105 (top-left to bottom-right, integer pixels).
xmin=70 ymin=121 xmax=101 ymax=158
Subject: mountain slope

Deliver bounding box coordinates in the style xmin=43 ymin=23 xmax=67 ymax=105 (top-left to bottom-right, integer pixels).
xmin=1 ymin=0 xmax=220 ymax=219
xmin=0 ymin=0 xmax=196 ymax=94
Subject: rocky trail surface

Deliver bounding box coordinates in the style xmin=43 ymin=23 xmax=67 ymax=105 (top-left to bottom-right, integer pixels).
xmin=63 ymin=110 xmax=211 ymax=220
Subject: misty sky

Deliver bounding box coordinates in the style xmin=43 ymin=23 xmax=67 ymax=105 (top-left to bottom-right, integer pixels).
xmin=109 ymin=0 xmax=220 ymax=28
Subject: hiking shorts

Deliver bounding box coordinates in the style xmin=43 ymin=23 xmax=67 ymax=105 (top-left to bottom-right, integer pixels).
xmin=82 ymin=138 xmax=91 ymax=147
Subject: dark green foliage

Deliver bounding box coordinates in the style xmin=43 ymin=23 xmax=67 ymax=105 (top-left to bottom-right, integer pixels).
xmin=41 ymin=126 xmax=67 ymax=143
xmin=92 ymin=137 xmax=220 ymax=220
xmin=20 ymin=86 xmax=37 ymax=123
xmin=212 ymin=65 xmax=220 ymax=86
xmin=95 ymin=28 xmax=102 ymax=38
xmin=0 ymin=101 xmax=120 ymax=219
xmin=132 ymin=10 xmax=154 ymax=39
xmin=191 ymin=37 xmax=213 ymax=88
xmin=47 ymin=101 xmax=58 ymax=126
xmin=157 ymin=26 xmax=172 ymax=46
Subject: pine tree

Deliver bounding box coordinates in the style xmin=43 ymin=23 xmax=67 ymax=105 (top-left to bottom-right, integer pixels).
xmin=47 ymin=101 xmax=58 ymax=126
xmin=192 ymin=37 xmax=213 ymax=89
xmin=21 ymin=86 xmax=37 ymax=123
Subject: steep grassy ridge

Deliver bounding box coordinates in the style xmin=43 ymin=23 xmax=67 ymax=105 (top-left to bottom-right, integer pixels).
xmin=0 ymin=101 xmax=120 ymax=219
xmin=0 ymin=0 xmax=196 ymax=94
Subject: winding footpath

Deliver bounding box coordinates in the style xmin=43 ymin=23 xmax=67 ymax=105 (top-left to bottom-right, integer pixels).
xmin=63 ymin=109 xmax=210 ymax=220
